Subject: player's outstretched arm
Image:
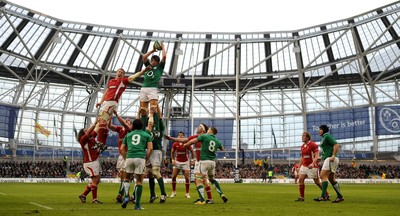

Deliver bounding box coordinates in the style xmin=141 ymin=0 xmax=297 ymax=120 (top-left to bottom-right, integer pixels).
xmin=142 ymin=48 xmax=156 ymax=63
xmin=96 ymin=88 xmax=108 ymax=108
xmin=164 ymin=134 xmax=189 ymax=143
xmin=161 ymin=42 xmax=167 ymax=62
xmin=113 ymin=110 xmax=131 ymax=131
xmin=120 ymin=143 xmax=127 ymax=160
xmin=85 ymin=117 xmax=100 ymax=137
xmin=108 ymin=116 xmax=117 ymax=131
xmin=184 ymin=138 xmax=198 ymax=147
xmin=128 ymin=65 xmax=152 ymax=83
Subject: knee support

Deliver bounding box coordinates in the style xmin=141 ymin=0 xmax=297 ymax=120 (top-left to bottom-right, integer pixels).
xmin=151 ymin=166 xmax=161 ymax=179
xmin=194 ymin=173 xmax=204 ymax=181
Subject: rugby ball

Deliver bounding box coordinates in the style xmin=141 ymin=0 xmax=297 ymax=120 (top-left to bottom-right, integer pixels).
xmin=153 ymin=41 xmax=162 ymax=50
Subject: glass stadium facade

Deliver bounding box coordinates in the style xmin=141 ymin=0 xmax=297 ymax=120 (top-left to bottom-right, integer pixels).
xmin=0 ymin=0 xmax=399 ymax=163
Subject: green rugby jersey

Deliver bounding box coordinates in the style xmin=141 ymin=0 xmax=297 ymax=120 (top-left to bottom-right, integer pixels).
xmin=123 ymin=129 xmax=152 ymax=159
xmin=197 ymin=134 xmax=223 ymax=160
xmin=320 ymin=133 xmax=337 ymax=160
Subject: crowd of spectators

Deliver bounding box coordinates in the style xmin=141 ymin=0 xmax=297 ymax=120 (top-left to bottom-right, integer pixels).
xmin=1 ymin=160 xmax=399 ymax=179
xmin=0 ymin=161 xmax=66 ymax=178
xmin=335 ymin=163 xmax=400 ymax=179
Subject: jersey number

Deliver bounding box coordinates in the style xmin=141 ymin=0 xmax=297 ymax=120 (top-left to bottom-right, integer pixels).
xmin=208 ymin=141 xmax=216 ymax=152
xmin=131 ymin=134 xmax=141 ymax=145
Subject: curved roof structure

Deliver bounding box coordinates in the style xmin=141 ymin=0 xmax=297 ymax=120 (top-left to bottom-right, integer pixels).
xmin=0 ymin=0 xmax=399 ymax=161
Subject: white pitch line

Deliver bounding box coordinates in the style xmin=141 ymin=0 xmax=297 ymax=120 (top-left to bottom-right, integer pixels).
xmin=0 ymin=192 xmax=6 ymax=195
xmin=29 ymin=202 xmax=53 ymax=210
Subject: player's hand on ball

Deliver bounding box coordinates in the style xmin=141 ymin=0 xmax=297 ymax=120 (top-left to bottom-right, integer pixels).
xmin=153 ymin=41 xmax=162 ymax=51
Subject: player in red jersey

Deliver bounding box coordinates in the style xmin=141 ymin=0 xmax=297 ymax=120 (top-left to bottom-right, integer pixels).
xmin=294 ymin=132 xmax=329 ymax=202
xmin=77 ymin=118 xmax=103 ymax=204
xmin=170 ymin=132 xmax=195 ymax=198
xmin=292 ymin=162 xmax=300 ymax=184
xmin=108 ymin=110 xmax=133 ymax=203
xmin=94 ymin=66 xmax=151 ymax=153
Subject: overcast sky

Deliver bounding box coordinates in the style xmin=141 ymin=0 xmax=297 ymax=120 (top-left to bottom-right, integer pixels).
xmin=8 ymin=0 xmax=397 ymax=32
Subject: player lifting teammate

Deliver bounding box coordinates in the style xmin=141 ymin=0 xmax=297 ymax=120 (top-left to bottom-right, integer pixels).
xmin=137 ymin=104 xmax=168 ymax=203
xmin=120 ymin=119 xmax=153 ymax=210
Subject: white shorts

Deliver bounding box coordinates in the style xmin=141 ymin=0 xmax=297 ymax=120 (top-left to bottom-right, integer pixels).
xmin=116 ymin=155 xmax=125 ymax=172
xmin=100 ymin=100 xmax=118 ymax=114
xmin=147 ymin=150 xmax=162 ymax=167
xmin=321 ymin=157 xmax=339 ymax=173
xmin=125 ymin=158 xmax=146 ymax=175
xmin=84 ymin=159 xmax=102 ymax=177
xmin=173 ymin=160 xmax=190 ymax=171
xmin=199 ymin=160 xmax=216 ymax=179
xmin=194 ymin=160 xmax=200 ymax=173
xmin=299 ymin=165 xmax=319 ymax=179
xmin=139 ymin=88 xmax=159 ymax=102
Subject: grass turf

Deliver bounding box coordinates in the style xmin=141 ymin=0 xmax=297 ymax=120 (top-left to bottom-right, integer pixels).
xmin=0 ymin=182 xmax=398 ymax=216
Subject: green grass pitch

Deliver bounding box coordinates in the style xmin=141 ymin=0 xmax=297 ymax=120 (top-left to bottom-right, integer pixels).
xmin=0 ymin=182 xmax=398 ymax=216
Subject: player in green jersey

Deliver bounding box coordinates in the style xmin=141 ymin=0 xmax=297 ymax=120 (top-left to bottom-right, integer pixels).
xmin=139 ymin=41 xmax=166 ymax=116
xmin=147 ymin=107 xmax=168 ymax=203
xmin=184 ymin=127 xmax=228 ymax=204
xmin=120 ymin=119 xmax=153 ymax=210
xmin=314 ymin=125 xmax=344 ymax=203
xmin=137 ymin=105 xmax=168 ymax=203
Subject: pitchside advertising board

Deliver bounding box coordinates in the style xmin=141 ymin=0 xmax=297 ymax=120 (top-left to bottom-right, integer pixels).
xmin=0 ymin=105 xmax=19 ymax=139
xmin=307 ymin=106 xmax=400 ymax=141
xmin=375 ymin=106 xmax=400 ymax=135
xmin=307 ymin=107 xmax=371 ymax=142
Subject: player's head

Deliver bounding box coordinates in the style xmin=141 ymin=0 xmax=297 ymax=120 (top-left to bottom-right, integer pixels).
xmin=139 ymin=106 xmax=148 ymax=117
xmin=208 ymin=126 xmax=218 ymax=135
xmin=150 ymin=55 xmax=160 ymax=66
xmin=197 ymin=123 xmax=209 ymax=134
xmin=77 ymin=129 xmax=85 ymax=142
xmin=178 ymin=131 xmax=185 ymax=137
xmin=124 ymin=118 xmax=132 ymax=127
xmin=132 ymin=119 xmax=143 ymax=130
xmin=319 ymin=125 xmax=329 ymax=136
xmin=302 ymin=131 xmax=311 ymax=142
xmin=116 ymin=68 xmax=125 ymax=78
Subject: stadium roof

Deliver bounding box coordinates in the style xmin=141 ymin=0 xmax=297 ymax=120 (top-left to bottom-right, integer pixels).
xmin=1 ymin=0 xmax=399 ymax=91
